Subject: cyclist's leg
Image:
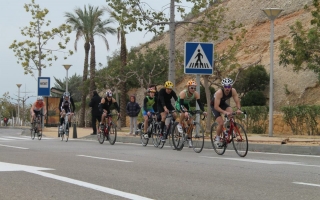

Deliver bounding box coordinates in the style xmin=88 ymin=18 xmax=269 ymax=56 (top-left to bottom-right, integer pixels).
xmin=143 ymin=111 xmax=148 ymax=133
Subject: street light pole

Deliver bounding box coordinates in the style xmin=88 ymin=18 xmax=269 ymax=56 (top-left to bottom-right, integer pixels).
xmin=16 ymin=84 xmax=22 ymax=126
xmin=262 ymin=8 xmax=283 ymax=137
xmin=63 ymin=65 xmax=72 ymax=93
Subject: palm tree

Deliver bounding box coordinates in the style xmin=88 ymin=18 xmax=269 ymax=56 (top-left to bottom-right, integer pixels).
xmin=105 ymin=6 xmax=128 ymax=127
xmin=65 ymin=5 xmax=116 ymax=127
xmin=65 ymin=6 xmax=91 ymax=127
xmin=86 ymin=6 xmax=116 ymax=94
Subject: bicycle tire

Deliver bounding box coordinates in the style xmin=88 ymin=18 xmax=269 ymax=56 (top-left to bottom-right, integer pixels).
xmin=191 ymin=122 xmax=204 ymax=153
xmin=232 ymin=122 xmax=248 ymax=157
xmin=210 ymin=122 xmax=227 ymax=155
xmin=167 ymin=122 xmax=177 ymax=150
xmin=108 ymin=123 xmax=117 ymax=145
xmin=172 ymin=122 xmax=184 ymax=151
xmin=158 ymin=126 xmax=166 ymax=149
xmin=140 ymin=123 xmax=149 ymax=146
xmin=152 ymin=124 xmax=161 ymax=148
xmin=65 ymin=122 xmax=69 ymax=142
xmin=97 ymin=129 xmax=105 ymax=144
xmin=31 ymin=128 xmax=35 ymax=140
xmin=37 ymin=129 xmax=42 ymax=140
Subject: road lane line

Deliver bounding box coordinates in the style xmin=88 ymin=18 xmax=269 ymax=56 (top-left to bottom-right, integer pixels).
xmin=293 ymin=182 xmax=320 ymax=187
xmin=0 ymin=144 xmax=29 ymax=149
xmin=249 ymin=151 xmax=320 ymax=158
xmin=77 ymin=155 xmax=133 ymax=163
xmin=0 ymin=138 xmax=14 ymax=141
xmin=27 ymin=170 xmax=152 ymax=200
xmin=200 ymin=156 xmax=320 ymax=168
xmin=3 ymin=136 xmax=31 ymax=140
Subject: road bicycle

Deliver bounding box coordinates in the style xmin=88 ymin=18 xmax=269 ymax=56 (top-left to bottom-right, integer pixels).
xmin=31 ymin=113 xmax=44 ymax=140
xmin=59 ymin=113 xmax=73 ymax=142
xmin=97 ymin=113 xmax=119 ymax=145
xmin=139 ymin=112 xmax=160 ymax=147
xmin=155 ymin=110 xmax=176 ymax=149
xmin=210 ymin=111 xmax=248 ymax=157
xmin=172 ymin=110 xmax=206 ymax=153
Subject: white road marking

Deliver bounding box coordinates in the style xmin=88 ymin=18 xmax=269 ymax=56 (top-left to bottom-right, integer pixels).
xmin=0 ymin=144 xmax=29 ymax=149
xmin=0 ymin=162 xmax=152 ymax=200
xmin=77 ymin=155 xmax=133 ymax=163
xmin=249 ymin=151 xmax=320 ymax=158
xmin=293 ymin=182 xmax=320 ymax=187
xmin=2 ymin=136 xmax=31 ymax=140
xmin=200 ymin=156 xmax=320 ymax=168
xmin=0 ymin=138 xmax=13 ymax=141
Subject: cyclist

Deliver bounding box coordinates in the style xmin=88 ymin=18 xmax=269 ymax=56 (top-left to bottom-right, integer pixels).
xmin=142 ymin=87 xmax=157 ymax=138
xmin=99 ymin=90 xmax=120 ymax=130
xmin=157 ymin=81 xmax=178 ymax=142
xmin=30 ymin=96 xmax=47 ymax=131
xmin=59 ymin=92 xmax=75 ymax=132
xmin=175 ymin=80 xmax=207 ymax=147
xmin=210 ymin=78 xmax=242 ymax=147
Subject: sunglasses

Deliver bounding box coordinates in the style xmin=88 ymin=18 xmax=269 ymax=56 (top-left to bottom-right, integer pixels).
xmin=189 ymin=87 xmax=196 ymax=90
xmin=224 ymin=85 xmax=232 ymax=89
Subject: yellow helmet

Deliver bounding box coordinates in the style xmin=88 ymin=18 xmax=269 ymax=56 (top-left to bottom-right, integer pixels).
xmin=186 ymin=80 xmax=197 ymax=86
xmin=164 ymin=81 xmax=174 ymax=89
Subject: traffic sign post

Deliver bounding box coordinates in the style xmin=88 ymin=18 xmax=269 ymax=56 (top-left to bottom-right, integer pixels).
xmin=38 ymin=77 xmax=50 ymax=96
xmin=184 ymin=42 xmax=214 ymax=75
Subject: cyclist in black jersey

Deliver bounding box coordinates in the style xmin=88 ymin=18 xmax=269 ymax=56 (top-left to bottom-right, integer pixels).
xmin=59 ymin=92 xmax=75 ymax=129
xmin=157 ymin=81 xmax=178 ymax=141
xmin=210 ymin=78 xmax=242 ymax=146
xmin=99 ymin=90 xmax=120 ymax=130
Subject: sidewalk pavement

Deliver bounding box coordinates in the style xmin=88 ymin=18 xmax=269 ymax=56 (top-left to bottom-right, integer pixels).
xmin=18 ymin=126 xmax=320 ymax=155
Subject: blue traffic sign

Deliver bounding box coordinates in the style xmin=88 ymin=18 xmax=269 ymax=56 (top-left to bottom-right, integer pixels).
xmin=38 ymin=77 xmax=50 ymax=96
xmin=184 ymin=42 xmax=214 ymax=74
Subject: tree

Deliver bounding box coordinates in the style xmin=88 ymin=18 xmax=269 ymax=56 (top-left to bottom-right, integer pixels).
xmin=279 ymin=0 xmax=320 ymax=81
xmin=241 ymin=90 xmax=267 ymax=106
xmin=232 ymin=65 xmax=269 ymax=97
xmin=9 ymin=0 xmax=73 ymax=77
xmin=53 ymin=74 xmax=83 ymax=102
xmin=65 ymin=5 xmax=116 ymax=127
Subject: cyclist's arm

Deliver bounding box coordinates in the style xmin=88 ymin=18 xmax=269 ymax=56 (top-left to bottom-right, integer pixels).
xmin=172 ymin=90 xmax=178 ymax=101
xmin=232 ymin=88 xmax=241 ymax=111
xmin=112 ymin=98 xmax=120 ymax=113
xmin=70 ymin=97 xmax=76 ymax=112
xmin=42 ymin=102 xmax=47 ymax=116
xmin=195 ymin=91 xmax=205 ymax=112
xmin=143 ymin=97 xmax=148 ymax=111
xmin=158 ymin=89 xmax=166 ymax=108
xmin=30 ymin=103 xmax=35 ymax=114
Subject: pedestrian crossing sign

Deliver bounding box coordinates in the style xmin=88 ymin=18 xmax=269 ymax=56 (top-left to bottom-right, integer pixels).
xmin=184 ymin=42 xmax=214 ymax=74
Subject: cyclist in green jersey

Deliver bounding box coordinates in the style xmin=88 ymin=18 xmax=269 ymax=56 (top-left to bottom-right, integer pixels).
xmin=175 ymin=80 xmax=207 ymax=147
xmin=142 ymin=88 xmax=157 ymax=138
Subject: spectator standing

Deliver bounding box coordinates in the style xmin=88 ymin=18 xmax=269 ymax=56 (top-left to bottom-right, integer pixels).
xmin=126 ymin=95 xmax=141 ymax=135
xmin=89 ymin=91 xmax=102 ymax=135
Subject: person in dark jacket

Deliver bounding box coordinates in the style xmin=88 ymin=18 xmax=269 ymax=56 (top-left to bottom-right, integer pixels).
xmin=126 ymin=95 xmax=141 ymax=135
xmin=89 ymin=91 xmax=102 ymax=135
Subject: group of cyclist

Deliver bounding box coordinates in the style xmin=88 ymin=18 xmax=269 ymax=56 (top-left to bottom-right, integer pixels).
xmin=30 ymin=77 xmax=242 ymax=148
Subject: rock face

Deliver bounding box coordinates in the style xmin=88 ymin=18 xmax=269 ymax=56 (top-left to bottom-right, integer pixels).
xmin=135 ymin=0 xmax=319 ymax=111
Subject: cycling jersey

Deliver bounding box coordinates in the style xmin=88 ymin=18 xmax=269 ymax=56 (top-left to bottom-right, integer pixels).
xmin=143 ymin=96 xmax=156 ymax=112
xmin=59 ymin=97 xmax=75 ymax=113
xmin=101 ymin=97 xmax=120 ymax=113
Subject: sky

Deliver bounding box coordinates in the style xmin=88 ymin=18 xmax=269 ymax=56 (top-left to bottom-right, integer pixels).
xmin=0 ymin=0 xmax=193 ymax=105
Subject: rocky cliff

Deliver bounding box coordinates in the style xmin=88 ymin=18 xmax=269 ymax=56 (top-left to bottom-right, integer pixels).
xmin=132 ymin=0 xmax=319 ymax=111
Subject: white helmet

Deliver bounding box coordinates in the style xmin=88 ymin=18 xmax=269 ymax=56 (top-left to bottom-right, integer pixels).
xmin=37 ymin=96 xmax=43 ymax=101
xmin=221 ymin=78 xmax=234 ymax=86
xmin=63 ymin=92 xmax=70 ymax=98
xmin=106 ymin=90 xmax=112 ymax=97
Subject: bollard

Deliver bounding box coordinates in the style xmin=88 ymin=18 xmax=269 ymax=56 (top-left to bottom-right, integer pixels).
xmin=73 ymin=123 xmax=77 ymax=138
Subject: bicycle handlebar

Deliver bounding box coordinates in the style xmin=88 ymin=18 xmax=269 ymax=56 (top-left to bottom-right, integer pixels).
xmin=186 ymin=110 xmax=206 ymax=120
xmin=224 ymin=111 xmax=247 ymax=119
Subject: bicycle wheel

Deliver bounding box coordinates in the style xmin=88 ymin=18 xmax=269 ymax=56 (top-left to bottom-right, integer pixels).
xmin=97 ymin=128 xmax=105 ymax=144
xmin=232 ymin=122 xmax=248 ymax=157
xmin=158 ymin=127 xmax=166 ymax=149
xmin=37 ymin=127 xmax=42 ymax=140
xmin=31 ymin=129 xmax=35 ymax=140
xmin=210 ymin=122 xmax=227 ymax=155
xmin=167 ymin=122 xmax=177 ymax=150
xmin=140 ymin=123 xmax=149 ymax=146
xmin=152 ymin=124 xmax=161 ymax=148
xmin=191 ymin=122 xmax=204 ymax=153
xmin=172 ymin=123 xmax=184 ymax=151
xmin=65 ymin=122 xmax=69 ymax=142
xmin=108 ymin=123 xmax=117 ymax=145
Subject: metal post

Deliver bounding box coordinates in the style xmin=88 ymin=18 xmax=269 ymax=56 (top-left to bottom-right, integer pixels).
xmin=196 ymin=75 xmax=200 ymax=123
xmin=16 ymin=84 xmax=22 ymax=126
xmin=269 ymin=19 xmax=274 ymax=137
xmin=169 ymin=0 xmax=175 ymax=87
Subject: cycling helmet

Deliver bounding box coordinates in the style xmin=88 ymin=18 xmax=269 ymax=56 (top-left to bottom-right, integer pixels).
xmin=106 ymin=90 xmax=113 ymax=97
xmin=164 ymin=81 xmax=174 ymax=89
xmin=37 ymin=96 xmax=43 ymax=101
xmin=186 ymin=80 xmax=197 ymax=86
xmin=221 ymin=78 xmax=234 ymax=86
xmin=63 ymin=92 xmax=70 ymax=97
xmin=147 ymin=88 xmax=156 ymax=93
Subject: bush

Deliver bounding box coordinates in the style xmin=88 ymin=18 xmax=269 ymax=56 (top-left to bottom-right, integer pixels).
xmin=241 ymin=90 xmax=266 ymax=106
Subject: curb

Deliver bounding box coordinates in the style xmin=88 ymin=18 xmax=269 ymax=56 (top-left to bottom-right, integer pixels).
xmin=19 ymin=129 xmax=320 ymax=155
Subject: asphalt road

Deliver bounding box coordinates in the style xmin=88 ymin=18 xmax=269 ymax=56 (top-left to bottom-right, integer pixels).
xmin=0 ymin=128 xmax=320 ymax=200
